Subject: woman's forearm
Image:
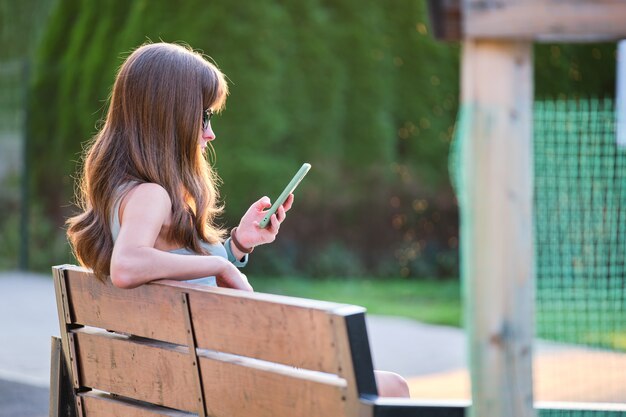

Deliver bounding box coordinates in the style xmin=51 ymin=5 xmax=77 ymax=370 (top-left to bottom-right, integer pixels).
xmin=110 ymin=247 xmax=230 ymax=289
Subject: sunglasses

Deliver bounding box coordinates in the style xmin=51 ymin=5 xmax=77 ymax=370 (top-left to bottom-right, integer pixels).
xmin=202 ymin=109 xmax=214 ymax=130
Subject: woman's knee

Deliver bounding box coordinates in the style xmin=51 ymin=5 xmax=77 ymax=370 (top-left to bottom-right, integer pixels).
xmin=375 ymin=370 xmax=410 ymax=398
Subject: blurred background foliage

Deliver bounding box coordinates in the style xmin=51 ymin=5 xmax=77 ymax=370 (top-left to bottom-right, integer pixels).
xmin=0 ymin=0 xmax=617 ymax=279
xmin=0 ymin=0 xmax=59 ymax=270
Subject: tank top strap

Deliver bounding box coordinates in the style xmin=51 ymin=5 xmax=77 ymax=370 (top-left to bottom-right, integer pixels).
xmin=110 ymin=181 xmax=139 ymax=242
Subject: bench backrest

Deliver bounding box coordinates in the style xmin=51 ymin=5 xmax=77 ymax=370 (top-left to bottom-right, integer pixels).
xmin=52 ymin=264 xmax=378 ymax=417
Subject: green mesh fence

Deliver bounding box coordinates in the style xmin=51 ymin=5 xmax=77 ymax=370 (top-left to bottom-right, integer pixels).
xmin=534 ymin=98 xmax=626 ymax=411
xmin=535 ymin=98 xmax=625 ymax=351
xmin=451 ymin=97 xmax=626 ymax=414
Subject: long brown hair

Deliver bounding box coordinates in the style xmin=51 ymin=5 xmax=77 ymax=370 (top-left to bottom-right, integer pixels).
xmin=67 ymin=42 xmax=229 ymax=280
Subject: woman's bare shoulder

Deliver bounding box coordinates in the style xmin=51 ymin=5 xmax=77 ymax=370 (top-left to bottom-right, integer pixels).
xmin=129 ymin=183 xmax=171 ymax=202
xmin=120 ymin=182 xmax=172 ymax=220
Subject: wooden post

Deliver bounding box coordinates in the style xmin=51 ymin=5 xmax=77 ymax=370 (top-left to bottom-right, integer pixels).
xmin=460 ymin=39 xmax=535 ymax=417
xmin=425 ymin=1 xmax=626 ymax=415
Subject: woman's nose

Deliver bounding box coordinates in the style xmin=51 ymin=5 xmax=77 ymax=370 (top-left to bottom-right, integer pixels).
xmin=203 ymin=123 xmax=216 ymax=141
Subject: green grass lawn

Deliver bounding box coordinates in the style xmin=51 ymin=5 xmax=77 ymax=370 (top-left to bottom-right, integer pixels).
xmin=252 ymin=276 xmax=462 ymax=327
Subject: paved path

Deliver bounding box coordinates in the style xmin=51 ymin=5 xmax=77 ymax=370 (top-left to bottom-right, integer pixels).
xmin=0 ymin=272 xmax=59 ymax=389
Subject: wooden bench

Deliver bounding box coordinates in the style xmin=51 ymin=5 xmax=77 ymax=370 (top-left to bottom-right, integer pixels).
xmin=49 ymin=264 xmax=466 ymax=417
xmin=49 ymin=265 xmax=626 ymax=417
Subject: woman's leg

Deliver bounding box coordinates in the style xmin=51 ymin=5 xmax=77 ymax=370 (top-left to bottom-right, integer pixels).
xmin=374 ymin=370 xmax=410 ymax=398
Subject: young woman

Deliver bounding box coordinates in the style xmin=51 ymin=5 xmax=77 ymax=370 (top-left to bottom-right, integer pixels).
xmin=67 ymin=42 xmax=285 ymax=291
xmin=67 ymin=42 xmax=409 ymax=398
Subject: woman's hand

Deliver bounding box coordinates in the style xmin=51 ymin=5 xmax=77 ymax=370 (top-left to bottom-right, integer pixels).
xmin=215 ymin=258 xmax=253 ymax=292
xmin=234 ymin=194 xmax=294 ymax=251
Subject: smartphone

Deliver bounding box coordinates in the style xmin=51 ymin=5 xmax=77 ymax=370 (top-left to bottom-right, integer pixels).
xmin=259 ymin=163 xmax=311 ymax=228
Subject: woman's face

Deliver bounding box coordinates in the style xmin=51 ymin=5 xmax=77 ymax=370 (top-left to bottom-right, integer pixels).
xmin=199 ymin=109 xmax=216 ymax=152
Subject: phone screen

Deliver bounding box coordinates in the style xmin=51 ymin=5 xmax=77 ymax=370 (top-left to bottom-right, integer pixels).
xmin=259 ymin=163 xmax=311 ymax=228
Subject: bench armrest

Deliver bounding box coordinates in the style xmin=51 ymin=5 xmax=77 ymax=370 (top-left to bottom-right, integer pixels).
xmin=361 ymin=397 xmax=626 ymax=417
xmin=361 ymin=397 xmax=467 ymax=417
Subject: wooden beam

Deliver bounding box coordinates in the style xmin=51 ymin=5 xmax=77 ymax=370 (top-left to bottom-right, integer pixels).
xmin=460 ymin=40 xmax=535 ymax=417
xmin=464 ymin=0 xmax=626 ymax=42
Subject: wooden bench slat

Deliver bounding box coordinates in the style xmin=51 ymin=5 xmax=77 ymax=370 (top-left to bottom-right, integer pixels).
xmin=65 ymin=269 xmax=189 ymax=345
xmin=80 ymin=391 xmax=196 ymax=417
xmin=199 ymin=355 xmax=348 ymax=417
xmin=188 ymin=290 xmax=343 ymax=373
xmin=73 ymin=330 xmax=198 ymax=413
